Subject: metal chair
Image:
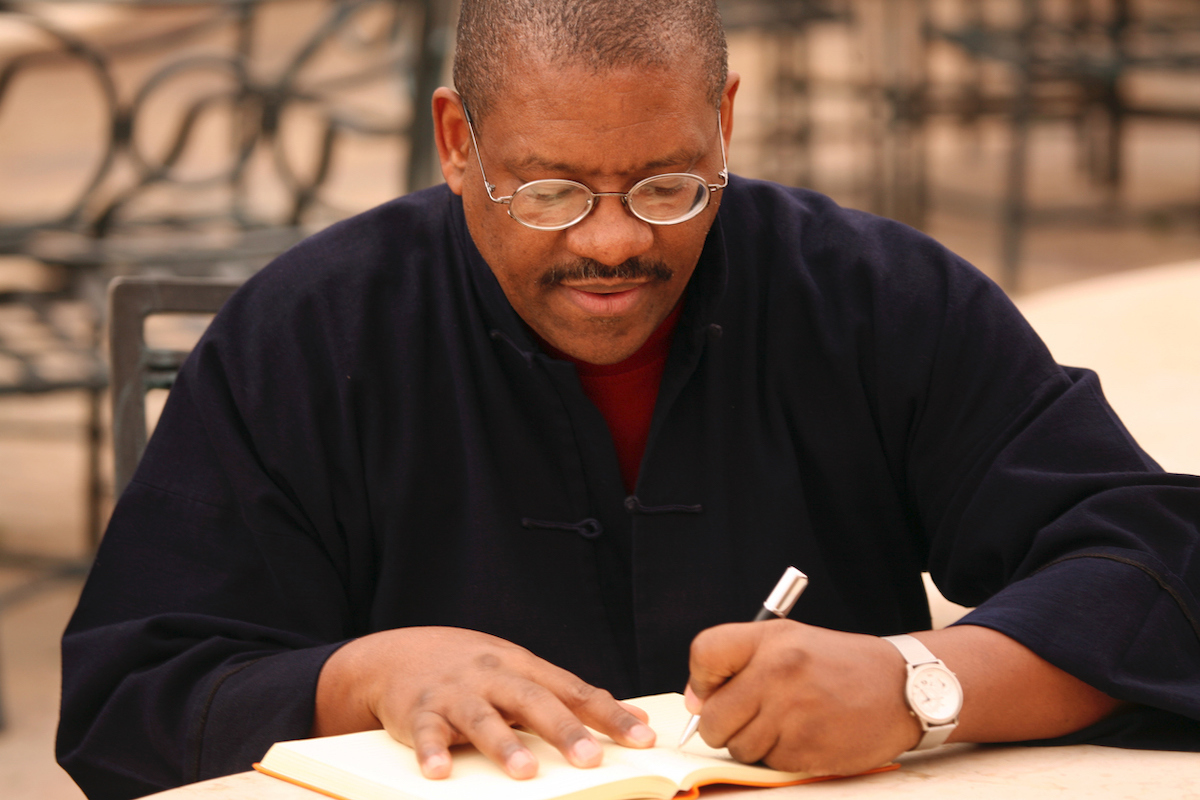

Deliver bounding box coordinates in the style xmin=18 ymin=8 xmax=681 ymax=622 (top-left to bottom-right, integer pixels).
xmin=107 ymin=275 xmax=242 ymax=498
xmin=1 ymin=0 xmax=452 ymax=734
xmin=0 ymin=274 xmax=107 ymax=732
xmin=0 ymin=275 xmax=236 ymax=732
xmin=718 ymin=1 xmax=875 ymax=202
xmin=719 ymin=0 xmax=933 ymax=230
xmin=0 ymin=0 xmax=455 ymax=542
xmin=920 ymin=0 xmax=1200 ymax=290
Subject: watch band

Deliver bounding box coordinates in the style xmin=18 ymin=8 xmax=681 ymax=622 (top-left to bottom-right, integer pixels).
xmin=884 ymin=633 xmax=940 ymax=667
xmin=883 ymin=634 xmax=961 ymax=751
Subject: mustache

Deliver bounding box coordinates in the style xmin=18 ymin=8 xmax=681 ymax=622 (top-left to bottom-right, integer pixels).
xmin=539 ymin=257 xmax=674 ymax=287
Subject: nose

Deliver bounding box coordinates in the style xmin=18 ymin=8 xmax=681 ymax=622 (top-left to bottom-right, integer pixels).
xmin=562 ymin=195 xmax=654 ymax=266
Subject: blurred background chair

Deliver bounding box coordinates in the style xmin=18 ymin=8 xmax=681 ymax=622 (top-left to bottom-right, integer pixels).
xmin=0 ymin=0 xmax=453 ymax=550
xmin=107 ymin=275 xmax=241 ymax=498
xmin=717 ymin=0 xmax=929 ymax=223
xmin=718 ymin=0 xmax=858 ymax=192
xmin=0 ymin=0 xmax=454 ymax=736
xmin=715 ymin=0 xmax=1200 ymax=290
xmin=919 ymin=0 xmax=1200 ymax=290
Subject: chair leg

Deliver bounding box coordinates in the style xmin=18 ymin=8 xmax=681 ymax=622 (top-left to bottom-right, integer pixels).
xmin=999 ymin=0 xmax=1040 ymax=294
xmin=1000 ymin=54 xmax=1033 ymax=294
xmin=0 ymin=627 xmax=7 ymax=732
xmin=86 ymin=385 xmax=105 ymax=549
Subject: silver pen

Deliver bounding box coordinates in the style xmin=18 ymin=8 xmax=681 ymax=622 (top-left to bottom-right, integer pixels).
xmin=677 ymin=566 xmax=809 ymax=748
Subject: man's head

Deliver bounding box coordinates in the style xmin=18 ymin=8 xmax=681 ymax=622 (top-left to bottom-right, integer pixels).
xmin=452 ymin=0 xmax=728 ymax=126
xmin=433 ymin=0 xmax=737 ymax=365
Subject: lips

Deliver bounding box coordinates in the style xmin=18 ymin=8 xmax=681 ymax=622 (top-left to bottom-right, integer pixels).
xmin=560 ymin=283 xmax=648 ymax=316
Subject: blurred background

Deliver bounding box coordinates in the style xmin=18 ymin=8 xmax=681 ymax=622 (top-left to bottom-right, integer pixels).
xmin=1 ymin=0 xmax=1198 ymax=797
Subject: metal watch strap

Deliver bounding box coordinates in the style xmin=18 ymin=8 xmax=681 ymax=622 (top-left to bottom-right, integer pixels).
xmin=883 ymin=634 xmax=960 ymax=751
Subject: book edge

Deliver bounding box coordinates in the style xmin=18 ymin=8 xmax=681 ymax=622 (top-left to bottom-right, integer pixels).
xmin=678 ymin=761 xmax=901 ymax=798
xmin=255 ymin=762 xmax=361 ymax=800
xmin=254 ymin=758 xmax=900 ymax=800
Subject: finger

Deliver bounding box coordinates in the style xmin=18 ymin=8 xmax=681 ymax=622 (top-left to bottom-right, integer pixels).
xmin=556 ymin=684 xmax=656 ymax=749
xmin=492 ymin=681 xmax=607 ymax=768
xmin=686 ymin=622 xmax=763 ymax=702
xmin=616 ymin=700 xmax=650 ymax=724
xmin=409 ymin=709 xmax=457 ymax=779
xmin=444 ymin=698 xmax=539 ymax=779
xmin=694 ymin=669 xmax=762 ymax=750
xmin=510 ymin=667 xmax=656 ymax=751
xmin=721 ymin=702 xmax=781 ymax=766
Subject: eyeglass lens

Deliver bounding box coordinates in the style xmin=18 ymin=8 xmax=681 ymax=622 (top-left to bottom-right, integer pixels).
xmin=507 ymin=174 xmax=711 ymax=230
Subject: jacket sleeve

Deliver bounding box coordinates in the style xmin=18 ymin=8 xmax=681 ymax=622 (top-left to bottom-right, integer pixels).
xmin=57 ymin=262 xmax=377 ymax=799
xmin=859 ymin=221 xmax=1200 ymax=748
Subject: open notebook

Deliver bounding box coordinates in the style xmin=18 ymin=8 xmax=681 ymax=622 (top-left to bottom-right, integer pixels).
xmin=254 ymin=692 xmax=897 ymax=800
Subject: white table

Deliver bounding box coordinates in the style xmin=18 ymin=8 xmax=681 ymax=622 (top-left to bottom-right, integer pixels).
xmin=142 ymin=742 xmax=1200 ymax=799
xmin=1016 ymin=259 xmax=1200 ymax=477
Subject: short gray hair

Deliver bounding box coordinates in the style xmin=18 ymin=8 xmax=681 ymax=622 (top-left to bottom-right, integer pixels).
xmin=453 ymin=0 xmax=728 ymax=124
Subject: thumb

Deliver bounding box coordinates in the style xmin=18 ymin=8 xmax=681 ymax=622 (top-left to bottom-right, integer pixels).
xmin=684 ymin=622 xmax=763 ymax=712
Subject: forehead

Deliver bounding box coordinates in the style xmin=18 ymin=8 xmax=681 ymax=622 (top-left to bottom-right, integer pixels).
xmin=476 ymin=62 xmax=716 ymax=177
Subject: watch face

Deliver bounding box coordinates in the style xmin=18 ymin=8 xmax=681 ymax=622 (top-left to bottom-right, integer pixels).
xmin=907 ymin=664 xmax=963 ymax=725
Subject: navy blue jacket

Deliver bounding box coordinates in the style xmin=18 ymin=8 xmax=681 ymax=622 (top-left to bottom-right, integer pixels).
xmin=59 ymin=178 xmax=1200 ymax=799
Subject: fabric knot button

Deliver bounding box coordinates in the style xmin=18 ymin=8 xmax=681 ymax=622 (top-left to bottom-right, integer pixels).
xmin=624 ymin=495 xmax=704 ymax=515
xmin=521 ymin=516 xmax=603 ymax=539
xmin=576 ymin=518 xmax=603 ymax=539
xmin=707 ymin=324 xmax=723 ymax=341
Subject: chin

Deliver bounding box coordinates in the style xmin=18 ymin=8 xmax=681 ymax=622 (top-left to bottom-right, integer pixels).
xmin=541 ymin=315 xmax=657 ymax=364
xmin=575 ymin=339 xmax=645 ymax=365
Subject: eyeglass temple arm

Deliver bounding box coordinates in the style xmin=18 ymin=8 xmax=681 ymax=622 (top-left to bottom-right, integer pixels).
xmin=712 ymin=110 xmax=729 ymax=191
xmin=461 ymin=100 xmax=509 ymax=203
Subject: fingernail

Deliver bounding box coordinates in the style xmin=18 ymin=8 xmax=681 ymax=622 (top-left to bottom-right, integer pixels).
xmin=571 ymin=737 xmax=602 ymax=766
xmin=628 ymin=723 xmax=656 ymax=746
xmin=421 ymin=753 xmax=450 ymax=779
xmin=507 ymin=748 xmax=537 ymax=778
xmin=684 ymin=685 xmax=701 ymax=714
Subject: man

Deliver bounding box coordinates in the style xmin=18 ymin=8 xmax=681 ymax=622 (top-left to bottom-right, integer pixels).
xmin=58 ymin=1 xmax=1200 ymax=798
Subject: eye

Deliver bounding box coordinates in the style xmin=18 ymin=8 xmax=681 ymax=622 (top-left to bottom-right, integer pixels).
xmin=649 ymin=181 xmax=687 ymax=197
xmin=652 ymin=178 xmax=691 ymax=194
xmin=530 ymin=188 xmax=572 ymax=203
xmin=520 ymin=181 xmax=586 ymax=204
xmin=635 ymin=175 xmax=699 ymax=201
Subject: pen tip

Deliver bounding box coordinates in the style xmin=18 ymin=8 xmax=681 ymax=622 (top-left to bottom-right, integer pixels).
xmin=678 ymin=714 xmax=701 ymax=748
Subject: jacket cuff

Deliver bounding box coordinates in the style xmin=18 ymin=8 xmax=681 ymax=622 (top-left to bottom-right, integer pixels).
xmin=954 ymin=553 xmax=1200 ymax=736
xmin=193 ymin=641 xmax=347 ymax=781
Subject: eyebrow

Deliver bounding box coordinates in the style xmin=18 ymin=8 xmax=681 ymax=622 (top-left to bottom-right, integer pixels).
xmin=505 ymin=146 xmax=705 ymax=177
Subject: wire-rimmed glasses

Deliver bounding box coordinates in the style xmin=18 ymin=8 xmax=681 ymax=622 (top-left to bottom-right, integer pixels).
xmin=463 ymin=104 xmax=729 ymax=231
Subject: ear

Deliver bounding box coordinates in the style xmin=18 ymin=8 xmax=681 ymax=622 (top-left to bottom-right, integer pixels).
xmin=720 ymin=71 xmax=740 ymax=152
xmin=433 ymin=87 xmax=471 ymax=195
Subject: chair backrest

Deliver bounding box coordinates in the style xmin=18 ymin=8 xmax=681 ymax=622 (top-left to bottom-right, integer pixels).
xmin=108 ymin=275 xmax=242 ymax=498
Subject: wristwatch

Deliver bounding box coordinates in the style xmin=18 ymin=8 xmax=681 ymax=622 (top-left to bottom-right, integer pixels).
xmin=882 ymin=634 xmax=963 ymax=750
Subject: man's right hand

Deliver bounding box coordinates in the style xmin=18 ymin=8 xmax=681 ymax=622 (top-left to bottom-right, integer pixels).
xmin=311 ymin=627 xmax=657 ymax=780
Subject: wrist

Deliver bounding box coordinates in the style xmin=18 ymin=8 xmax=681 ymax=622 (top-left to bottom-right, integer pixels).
xmin=312 ymin=636 xmax=384 ymax=736
xmin=882 ymin=634 xmax=963 ymax=751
